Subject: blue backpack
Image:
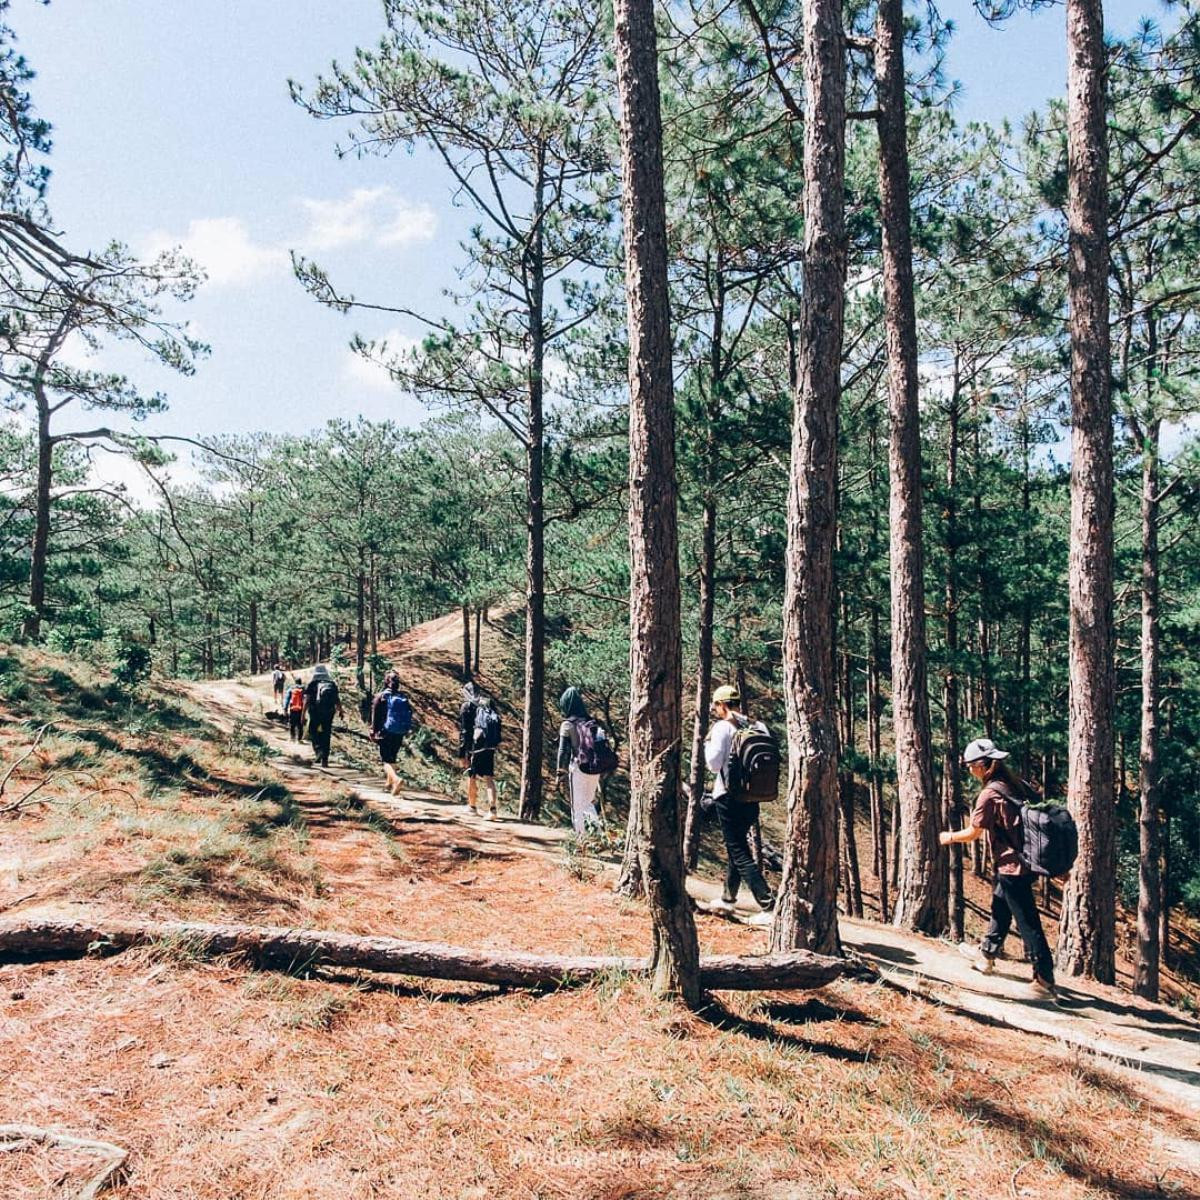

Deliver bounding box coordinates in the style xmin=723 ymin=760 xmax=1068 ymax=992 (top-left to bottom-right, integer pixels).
xmin=382 ymin=692 xmax=413 ymax=736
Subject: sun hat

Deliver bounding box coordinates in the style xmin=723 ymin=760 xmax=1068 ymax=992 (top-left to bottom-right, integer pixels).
xmin=963 ymin=737 xmax=1008 ymax=764
xmin=711 ymin=684 xmax=741 ymax=706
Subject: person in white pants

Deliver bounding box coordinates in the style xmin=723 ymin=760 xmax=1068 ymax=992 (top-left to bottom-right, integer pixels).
xmin=556 ymin=686 xmax=603 ymax=835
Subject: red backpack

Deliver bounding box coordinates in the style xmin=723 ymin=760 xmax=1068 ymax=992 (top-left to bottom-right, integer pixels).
xmin=289 ymin=688 xmax=304 ymax=713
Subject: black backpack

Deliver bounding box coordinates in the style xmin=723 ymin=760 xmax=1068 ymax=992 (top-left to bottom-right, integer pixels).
xmin=313 ymin=679 xmax=337 ymax=717
xmin=725 ymin=721 xmax=781 ymax=804
xmin=1016 ymin=792 xmax=1079 ymax=878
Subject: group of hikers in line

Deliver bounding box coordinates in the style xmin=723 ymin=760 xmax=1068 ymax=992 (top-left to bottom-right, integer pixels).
xmin=271 ymin=662 xmax=1071 ymax=1001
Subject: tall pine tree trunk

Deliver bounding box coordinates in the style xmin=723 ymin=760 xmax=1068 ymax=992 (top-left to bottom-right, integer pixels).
xmin=1056 ymin=0 xmax=1116 ymax=984
xmin=613 ymin=0 xmax=700 ymax=1003
xmin=770 ymin=0 xmax=845 ymax=957
xmin=519 ymin=164 xmax=548 ymax=824
xmin=1134 ymin=417 xmax=1161 ymax=1000
xmin=839 ymin=591 xmax=863 ymax=918
xmin=943 ymin=371 xmax=964 ymax=942
xmin=876 ymin=0 xmax=947 ymax=935
xmin=462 ymin=604 xmax=472 ymax=681
xmin=474 ymin=603 xmax=482 ymax=674
xmin=24 ymin=383 xmax=53 ymax=642
xmin=684 ymin=487 xmax=717 ymax=870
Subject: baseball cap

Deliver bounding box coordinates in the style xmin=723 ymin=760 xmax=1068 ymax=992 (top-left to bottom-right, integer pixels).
xmin=711 ymin=684 xmax=741 ymax=706
xmin=963 ymin=737 xmax=1009 ymax=764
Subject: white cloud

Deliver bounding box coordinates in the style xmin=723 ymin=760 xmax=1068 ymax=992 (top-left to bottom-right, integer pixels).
xmin=343 ymin=329 xmax=423 ymax=394
xmin=298 ymin=187 xmax=437 ymax=251
xmin=143 ymin=217 xmax=286 ymax=288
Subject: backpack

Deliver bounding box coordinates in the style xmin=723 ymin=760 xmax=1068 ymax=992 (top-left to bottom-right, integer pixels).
xmin=382 ymin=692 xmax=413 ymax=736
xmin=571 ymin=717 xmax=618 ymax=776
xmin=313 ymin=679 xmax=337 ymax=717
xmin=725 ymin=721 xmax=781 ymax=804
xmin=473 ymin=704 xmax=501 ymax=750
xmin=288 ymin=688 xmax=304 ymax=714
xmin=1014 ymin=790 xmax=1079 ymax=878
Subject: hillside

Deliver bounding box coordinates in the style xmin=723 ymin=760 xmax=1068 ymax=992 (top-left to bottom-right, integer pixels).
xmin=2 ymin=637 xmax=1200 ymax=1198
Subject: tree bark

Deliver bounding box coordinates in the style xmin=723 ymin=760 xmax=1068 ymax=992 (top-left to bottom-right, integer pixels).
xmin=839 ymin=591 xmax=863 ymax=918
xmin=1056 ymin=0 xmax=1116 ymax=984
xmin=474 ymin=603 xmax=483 ymax=674
xmin=614 ymin=0 xmax=701 ymax=1005
xmin=683 ymin=278 xmax=723 ymax=873
xmin=771 ymin=0 xmax=845 ymax=958
xmin=23 ymin=382 xmax=53 ymax=642
xmin=462 ymin=603 xmax=472 ymax=682
xmin=519 ymin=162 xmax=548 ymax=824
xmin=1134 ymin=418 xmax=1161 ymax=1000
xmin=876 ymin=0 xmax=947 ymax=936
xmin=0 ymin=918 xmax=852 ymax=992
xmin=943 ymin=367 xmax=965 ymax=942
xmin=868 ymin=604 xmax=888 ymax=922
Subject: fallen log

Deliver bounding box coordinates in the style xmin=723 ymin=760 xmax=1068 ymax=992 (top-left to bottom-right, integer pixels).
xmin=0 ymin=917 xmax=858 ymax=992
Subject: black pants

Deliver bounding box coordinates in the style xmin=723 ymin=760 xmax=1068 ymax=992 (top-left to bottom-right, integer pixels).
xmin=981 ymin=874 xmax=1055 ymax=984
xmin=310 ymin=721 xmax=332 ymax=766
xmin=288 ymin=711 xmax=304 ymax=740
xmin=715 ymin=797 xmax=772 ymax=907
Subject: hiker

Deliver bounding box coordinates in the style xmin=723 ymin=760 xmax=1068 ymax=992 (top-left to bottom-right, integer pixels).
xmin=304 ymin=664 xmax=344 ymax=768
xmin=371 ymin=670 xmax=412 ymax=796
xmin=271 ymin=663 xmax=286 ymax=713
xmin=458 ymin=682 xmax=500 ymax=819
xmin=556 ymin=687 xmax=611 ymax=836
xmin=940 ymin=737 xmax=1057 ymax=999
xmin=285 ymin=676 xmax=305 ymax=742
xmin=704 ymin=685 xmax=775 ymax=923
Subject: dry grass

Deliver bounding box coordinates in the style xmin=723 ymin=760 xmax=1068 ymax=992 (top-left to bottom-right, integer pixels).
xmin=3 ymin=643 xmax=1200 ymax=1198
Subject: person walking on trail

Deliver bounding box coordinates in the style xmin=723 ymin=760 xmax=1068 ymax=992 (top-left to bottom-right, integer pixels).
xmin=304 ymin=664 xmax=344 ymax=768
xmin=458 ymin=682 xmax=500 ymax=819
xmin=704 ymin=685 xmax=775 ymax=925
xmin=271 ymin=664 xmax=286 ymax=713
xmin=940 ymin=737 xmax=1057 ymax=999
xmin=556 ymin=687 xmax=610 ymax=836
xmin=284 ymin=676 xmax=305 ymax=742
xmin=371 ymin=670 xmax=412 ymax=796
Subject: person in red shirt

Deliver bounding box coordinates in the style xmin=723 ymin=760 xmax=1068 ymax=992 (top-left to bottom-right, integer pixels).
xmin=939 ymin=738 xmax=1057 ymax=999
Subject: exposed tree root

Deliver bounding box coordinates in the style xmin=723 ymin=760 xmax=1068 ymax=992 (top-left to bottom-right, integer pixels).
xmin=0 ymin=1124 xmax=128 ymax=1198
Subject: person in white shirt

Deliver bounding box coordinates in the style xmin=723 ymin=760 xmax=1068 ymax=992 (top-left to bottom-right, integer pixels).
xmin=704 ymin=685 xmax=774 ymax=920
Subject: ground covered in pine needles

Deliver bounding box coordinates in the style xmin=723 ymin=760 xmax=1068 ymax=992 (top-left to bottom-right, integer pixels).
xmin=2 ymin=644 xmax=1199 ymax=1199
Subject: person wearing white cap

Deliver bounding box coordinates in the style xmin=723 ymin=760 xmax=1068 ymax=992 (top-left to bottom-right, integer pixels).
xmin=939 ymin=737 xmax=1057 ymax=999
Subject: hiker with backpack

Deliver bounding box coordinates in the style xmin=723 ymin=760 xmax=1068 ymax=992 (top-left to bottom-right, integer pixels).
xmin=940 ymin=737 xmax=1066 ymax=999
xmin=704 ymin=685 xmax=777 ymax=924
xmin=371 ymin=670 xmax=413 ymax=796
xmin=458 ymin=682 xmax=500 ymax=819
xmin=556 ymin=687 xmax=616 ymax=835
xmin=285 ymin=676 xmax=305 ymax=742
xmin=271 ymin=664 xmax=286 ymax=713
xmin=303 ymin=664 xmax=344 ymax=768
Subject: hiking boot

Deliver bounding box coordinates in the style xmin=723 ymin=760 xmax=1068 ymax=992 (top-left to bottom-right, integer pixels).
xmin=720 ymin=888 xmax=737 ymax=905
xmin=487 ymin=806 xmax=498 ymax=820
xmin=1030 ymin=974 xmax=1057 ymax=1000
xmin=958 ymin=943 xmax=995 ymax=975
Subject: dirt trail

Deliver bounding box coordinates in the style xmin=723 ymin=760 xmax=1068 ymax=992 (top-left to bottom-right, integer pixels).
xmin=194 ymin=617 xmax=1200 ymax=1118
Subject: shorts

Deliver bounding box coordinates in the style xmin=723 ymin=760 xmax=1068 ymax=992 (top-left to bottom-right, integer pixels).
xmin=378 ymin=733 xmax=404 ymax=765
xmin=468 ymin=749 xmax=496 ymax=777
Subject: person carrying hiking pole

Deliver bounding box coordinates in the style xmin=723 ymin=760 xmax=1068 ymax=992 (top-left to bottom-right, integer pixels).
xmin=556 ymin=687 xmax=615 ymax=835
xmin=285 ymin=676 xmax=305 ymax=742
xmin=940 ymin=737 xmax=1058 ymax=1000
xmin=303 ymin=664 xmax=344 ymax=768
xmin=458 ymin=682 xmax=500 ymax=819
xmin=271 ymin=663 xmax=286 ymax=713
xmin=371 ymin=670 xmax=412 ymax=796
xmin=704 ymin=685 xmax=776 ymax=925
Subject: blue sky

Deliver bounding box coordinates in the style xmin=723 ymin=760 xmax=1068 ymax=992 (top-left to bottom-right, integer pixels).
xmin=10 ymin=0 xmax=1169 ymax=474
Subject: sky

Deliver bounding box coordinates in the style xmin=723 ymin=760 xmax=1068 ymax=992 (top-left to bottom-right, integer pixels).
xmin=8 ymin=0 xmax=1175 ymax=489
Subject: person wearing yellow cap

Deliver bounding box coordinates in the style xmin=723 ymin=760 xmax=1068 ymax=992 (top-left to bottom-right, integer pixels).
xmin=704 ymin=685 xmax=774 ymax=924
